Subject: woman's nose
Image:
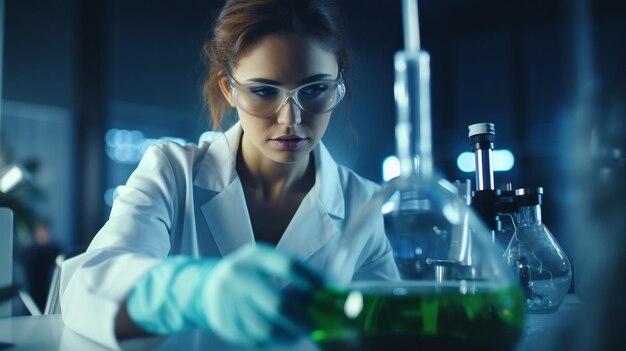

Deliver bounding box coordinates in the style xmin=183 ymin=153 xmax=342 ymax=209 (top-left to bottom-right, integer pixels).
xmin=276 ymin=98 xmax=302 ymax=127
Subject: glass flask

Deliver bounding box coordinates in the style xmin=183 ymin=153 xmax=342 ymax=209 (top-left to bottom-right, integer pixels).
xmin=307 ymin=2 xmax=524 ymax=348
xmin=308 ymin=174 xmax=525 ymax=351
xmin=504 ymin=188 xmax=572 ymax=313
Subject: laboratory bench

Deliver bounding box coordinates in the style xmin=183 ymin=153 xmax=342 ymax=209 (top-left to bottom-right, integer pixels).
xmin=0 ymin=295 xmax=582 ymax=351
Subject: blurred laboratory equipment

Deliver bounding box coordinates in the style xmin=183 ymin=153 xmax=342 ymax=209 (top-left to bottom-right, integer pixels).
xmin=465 ymin=123 xmax=572 ymax=313
xmin=503 ymin=188 xmax=571 ymax=313
xmin=0 ymin=163 xmax=31 ymax=194
xmin=307 ymin=1 xmax=525 ymax=350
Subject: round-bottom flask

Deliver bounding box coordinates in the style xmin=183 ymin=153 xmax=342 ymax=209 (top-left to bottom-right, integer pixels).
xmin=504 ymin=188 xmax=572 ymax=313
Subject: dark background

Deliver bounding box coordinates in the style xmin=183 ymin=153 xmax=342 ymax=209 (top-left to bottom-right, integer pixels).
xmin=1 ymin=0 xmax=625 ymax=287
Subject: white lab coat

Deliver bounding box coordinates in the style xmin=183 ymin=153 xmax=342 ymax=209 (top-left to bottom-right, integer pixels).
xmin=60 ymin=122 xmax=399 ymax=349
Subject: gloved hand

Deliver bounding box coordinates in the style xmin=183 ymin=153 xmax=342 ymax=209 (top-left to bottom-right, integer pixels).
xmin=126 ymin=243 xmax=325 ymax=346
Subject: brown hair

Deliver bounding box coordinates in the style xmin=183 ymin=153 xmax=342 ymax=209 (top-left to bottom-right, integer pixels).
xmin=202 ymin=0 xmax=350 ymax=130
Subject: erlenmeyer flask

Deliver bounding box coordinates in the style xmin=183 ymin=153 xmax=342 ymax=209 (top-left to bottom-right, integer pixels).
xmin=504 ymin=188 xmax=572 ymax=313
xmin=307 ymin=2 xmax=524 ymax=348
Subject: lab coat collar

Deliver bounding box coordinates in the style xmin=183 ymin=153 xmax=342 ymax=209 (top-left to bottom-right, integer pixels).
xmin=193 ymin=122 xmax=242 ymax=192
xmin=195 ymin=121 xmax=345 ymax=218
xmin=197 ymin=122 xmax=345 ymax=257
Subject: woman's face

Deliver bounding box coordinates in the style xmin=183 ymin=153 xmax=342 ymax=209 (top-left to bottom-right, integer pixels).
xmin=221 ymin=34 xmax=340 ymax=165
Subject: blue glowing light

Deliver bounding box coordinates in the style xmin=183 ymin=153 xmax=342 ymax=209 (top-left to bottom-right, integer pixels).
xmin=457 ymin=150 xmax=515 ymax=173
xmin=383 ymin=156 xmax=400 ymax=181
xmin=104 ymin=187 xmax=120 ymax=207
xmin=105 ymin=129 xmax=189 ymax=164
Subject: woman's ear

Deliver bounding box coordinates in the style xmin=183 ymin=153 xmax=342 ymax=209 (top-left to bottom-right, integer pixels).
xmin=218 ymin=74 xmax=236 ymax=107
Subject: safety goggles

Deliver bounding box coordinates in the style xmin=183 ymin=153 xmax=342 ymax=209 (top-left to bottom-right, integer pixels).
xmin=226 ymin=73 xmax=346 ymax=118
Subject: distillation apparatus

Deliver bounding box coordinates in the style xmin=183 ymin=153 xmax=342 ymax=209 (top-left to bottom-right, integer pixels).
xmin=307 ymin=1 xmax=525 ymax=350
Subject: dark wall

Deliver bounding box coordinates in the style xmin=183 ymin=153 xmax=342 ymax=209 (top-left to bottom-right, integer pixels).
xmin=3 ymin=0 xmax=75 ymax=107
xmin=2 ymin=0 xmax=76 ymax=249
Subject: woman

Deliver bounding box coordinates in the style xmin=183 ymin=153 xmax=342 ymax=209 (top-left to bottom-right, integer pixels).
xmin=60 ymin=0 xmax=399 ymax=348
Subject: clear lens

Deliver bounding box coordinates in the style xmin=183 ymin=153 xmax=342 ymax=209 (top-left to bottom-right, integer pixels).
xmin=234 ymin=87 xmax=281 ymax=117
xmin=231 ymin=78 xmax=345 ymax=118
xmin=297 ymin=81 xmax=342 ymax=114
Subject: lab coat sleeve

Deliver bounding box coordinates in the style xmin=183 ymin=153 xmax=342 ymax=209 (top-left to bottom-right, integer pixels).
xmin=60 ymin=144 xmax=178 ymax=350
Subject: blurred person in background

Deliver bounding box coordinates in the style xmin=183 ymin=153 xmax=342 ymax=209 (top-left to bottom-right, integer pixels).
xmin=0 ymin=156 xmax=47 ymax=315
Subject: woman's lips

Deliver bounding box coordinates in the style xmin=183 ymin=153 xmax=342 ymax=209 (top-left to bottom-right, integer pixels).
xmin=269 ymin=137 xmax=308 ymax=150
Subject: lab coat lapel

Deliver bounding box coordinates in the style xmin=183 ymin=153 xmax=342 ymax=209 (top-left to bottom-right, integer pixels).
xmin=197 ymin=123 xmax=255 ymax=257
xmin=200 ymin=177 xmax=254 ymax=257
xmin=276 ymin=194 xmax=340 ymax=262
xmin=277 ymin=143 xmax=345 ymax=261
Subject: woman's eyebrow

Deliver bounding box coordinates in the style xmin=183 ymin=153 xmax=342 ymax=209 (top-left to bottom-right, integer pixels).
xmin=245 ymin=73 xmax=333 ymax=85
xmin=246 ymin=78 xmax=280 ymax=85
xmin=297 ymin=73 xmax=332 ymax=84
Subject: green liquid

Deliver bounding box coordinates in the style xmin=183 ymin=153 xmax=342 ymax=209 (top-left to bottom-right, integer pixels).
xmin=309 ymin=283 xmax=524 ymax=351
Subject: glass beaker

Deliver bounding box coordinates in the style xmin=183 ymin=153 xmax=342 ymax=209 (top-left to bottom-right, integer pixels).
xmin=504 ymin=188 xmax=572 ymax=313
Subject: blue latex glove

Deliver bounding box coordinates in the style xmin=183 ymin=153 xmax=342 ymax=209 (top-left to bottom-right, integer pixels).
xmin=126 ymin=243 xmax=324 ymax=345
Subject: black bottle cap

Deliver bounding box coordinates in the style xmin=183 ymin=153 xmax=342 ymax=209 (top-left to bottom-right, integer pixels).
xmin=515 ymin=187 xmax=543 ymax=206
